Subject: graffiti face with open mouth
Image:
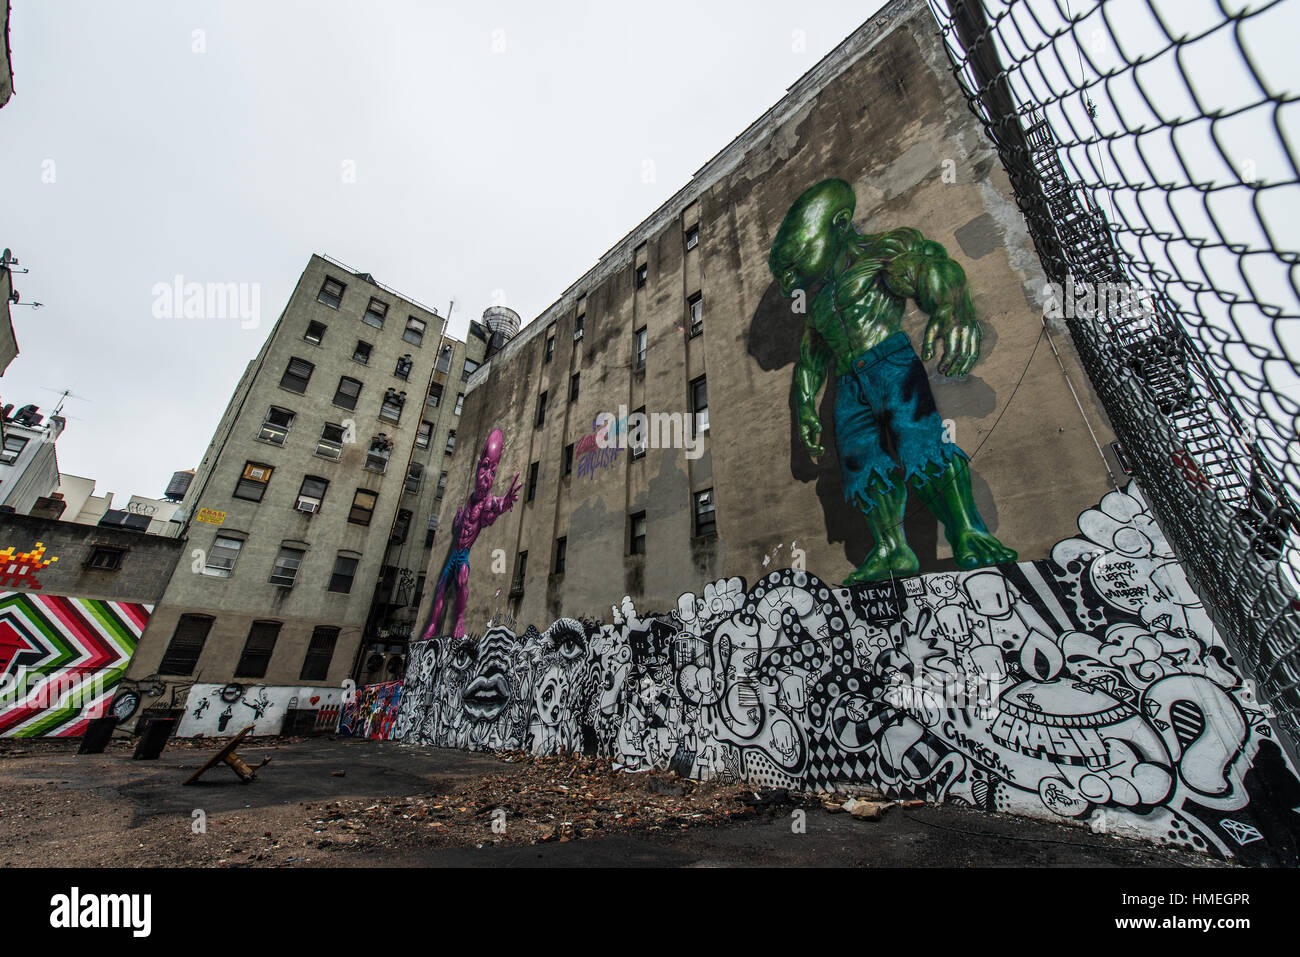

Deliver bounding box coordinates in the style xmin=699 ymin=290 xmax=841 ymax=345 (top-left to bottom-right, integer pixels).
xmin=463 ymin=669 xmax=511 ymax=720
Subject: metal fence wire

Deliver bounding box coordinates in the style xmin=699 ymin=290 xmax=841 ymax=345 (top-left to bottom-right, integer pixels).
xmin=928 ymin=0 xmax=1300 ymax=755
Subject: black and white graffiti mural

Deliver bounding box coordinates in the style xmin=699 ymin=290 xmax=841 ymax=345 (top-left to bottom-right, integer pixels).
xmin=392 ymin=484 xmax=1300 ymax=864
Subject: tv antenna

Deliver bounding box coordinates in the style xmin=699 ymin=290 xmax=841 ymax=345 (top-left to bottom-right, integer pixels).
xmin=40 ymin=387 xmax=93 ymax=417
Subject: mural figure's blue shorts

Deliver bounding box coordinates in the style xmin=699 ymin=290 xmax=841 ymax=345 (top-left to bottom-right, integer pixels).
xmin=437 ymin=546 xmax=471 ymax=593
xmin=833 ymin=332 xmax=966 ymax=511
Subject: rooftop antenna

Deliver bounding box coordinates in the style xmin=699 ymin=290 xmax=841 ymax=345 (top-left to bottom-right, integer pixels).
xmin=40 ymin=387 xmax=93 ymax=416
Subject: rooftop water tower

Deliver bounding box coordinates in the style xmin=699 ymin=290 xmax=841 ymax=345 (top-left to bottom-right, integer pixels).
xmin=481 ymin=306 xmax=521 ymax=360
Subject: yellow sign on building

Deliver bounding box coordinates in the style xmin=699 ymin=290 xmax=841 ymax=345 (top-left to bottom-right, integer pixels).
xmin=194 ymin=508 xmax=226 ymax=526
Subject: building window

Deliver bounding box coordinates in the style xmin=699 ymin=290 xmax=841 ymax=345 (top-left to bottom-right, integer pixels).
xmin=404 ymin=316 xmax=427 ymax=346
xmin=425 ymin=522 xmax=437 ymax=548
xmin=574 ymin=313 xmax=584 ymax=341
xmin=690 ymin=375 xmax=709 ymax=435
xmin=544 ymin=333 xmax=555 ymax=364
xmin=454 ymin=392 xmax=464 ymax=415
xmin=296 ymin=475 xmax=328 ymax=513
xmin=630 ymin=406 xmax=647 ymax=460
xmin=85 ymin=545 xmax=126 ymax=571
xmin=280 ymin=357 xmax=314 ymax=393
xmin=404 ymin=462 xmax=423 ymax=495
xmin=317 ymin=277 xmax=345 ymax=309
xmin=694 ymin=488 xmax=716 ymax=537
xmin=436 ymin=344 xmax=452 ymax=373
xmin=436 ymin=470 xmax=448 ymax=499
xmin=685 ymin=224 xmax=699 ymax=250
xmin=462 ymin=358 xmax=480 ymax=382
xmin=328 ymin=554 xmax=360 ymax=594
xmin=395 ymin=354 xmax=413 ymax=380
xmin=688 ymin=292 xmax=703 ymax=337
xmin=564 ymin=443 xmax=574 ymax=476
xmin=510 ymin=550 xmax=527 ymax=597
xmin=234 ymin=461 xmax=274 ymax=501
xmin=416 ymin=420 xmax=433 ymax=449
xmin=352 ymin=340 xmax=372 ymax=365
xmin=363 ymin=297 xmax=388 ymax=328
xmin=444 ymin=430 xmax=456 ymax=455
xmin=235 ymin=620 xmax=281 ymax=679
xmin=333 ymin=376 xmax=362 ymax=410
xmin=380 ymin=389 xmax=406 ymax=423
xmin=635 ymin=263 xmax=648 ymax=287
xmin=0 ymin=435 xmax=28 ymax=464
xmin=554 ymin=536 xmax=567 ymax=575
xmin=365 ymin=435 xmax=392 ymax=472
xmin=316 ymin=422 xmax=346 ymax=460
xmin=349 ymin=488 xmax=378 ymax=525
xmin=569 ymin=372 xmax=580 ymax=402
xmin=269 ymin=545 xmax=306 ymax=587
xmin=535 ymin=391 xmax=548 ymax=428
xmin=158 ymin=614 xmax=213 ymax=676
xmin=630 ymin=511 xmax=647 ymax=555
xmin=526 ymin=461 xmax=539 ymax=502
xmin=391 ymin=509 xmax=412 ymax=544
xmin=203 ymin=534 xmax=244 ymax=577
xmin=428 ymin=382 xmax=444 ymax=407
xmin=300 ymin=626 xmax=339 ymax=682
xmin=634 ymin=327 xmax=646 ymax=370
xmin=258 ymin=406 xmax=294 ymax=445
xmin=304 ymin=320 xmax=327 ymax=344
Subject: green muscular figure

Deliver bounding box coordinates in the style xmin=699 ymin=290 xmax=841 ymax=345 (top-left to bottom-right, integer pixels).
xmin=768 ymin=178 xmax=1016 ymax=584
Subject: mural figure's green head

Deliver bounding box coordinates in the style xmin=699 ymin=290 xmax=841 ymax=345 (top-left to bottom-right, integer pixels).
xmin=768 ymin=178 xmax=857 ymax=296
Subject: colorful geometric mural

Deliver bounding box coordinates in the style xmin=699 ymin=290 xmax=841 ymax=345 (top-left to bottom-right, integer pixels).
xmin=0 ymin=592 xmax=151 ymax=737
xmin=394 ymin=483 xmax=1300 ymax=865
xmin=338 ymin=680 xmax=403 ymax=739
xmin=0 ymin=542 xmax=59 ymax=590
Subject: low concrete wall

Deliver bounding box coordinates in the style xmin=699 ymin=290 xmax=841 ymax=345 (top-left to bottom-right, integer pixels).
xmin=393 ymin=482 xmax=1300 ymax=866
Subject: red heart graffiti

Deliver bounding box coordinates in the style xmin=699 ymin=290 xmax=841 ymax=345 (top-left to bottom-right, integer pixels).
xmin=310 ymin=696 xmax=320 ymax=705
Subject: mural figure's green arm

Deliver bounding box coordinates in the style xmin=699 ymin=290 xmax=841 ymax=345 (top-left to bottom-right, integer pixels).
xmin=795 ymin=325 xmax=831 ymax=457
xmin=884 ymin=230 xmax=982 ymax=376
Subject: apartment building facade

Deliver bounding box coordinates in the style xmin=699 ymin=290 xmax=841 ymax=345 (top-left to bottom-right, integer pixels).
xmin=127 ymin=255 xmax=455 ymax=698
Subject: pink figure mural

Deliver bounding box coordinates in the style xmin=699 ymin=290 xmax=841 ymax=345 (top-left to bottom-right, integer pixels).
xmin=424 ymin=429 xmax=521 ymax=640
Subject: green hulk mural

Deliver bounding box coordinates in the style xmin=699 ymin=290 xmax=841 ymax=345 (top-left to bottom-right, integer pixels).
xmin=769 ymin=178 xmax=1016 ymax=583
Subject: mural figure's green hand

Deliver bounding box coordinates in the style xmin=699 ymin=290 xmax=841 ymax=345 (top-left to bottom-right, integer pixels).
xmin=922 ymin=312 xmax=981 ymax=377
xmin=800 ymin=420 xmax=825 ymax=460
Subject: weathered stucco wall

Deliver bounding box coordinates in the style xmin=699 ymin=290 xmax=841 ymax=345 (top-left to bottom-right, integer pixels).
xmin=425 ymin=0 xmax=1122 ymax=637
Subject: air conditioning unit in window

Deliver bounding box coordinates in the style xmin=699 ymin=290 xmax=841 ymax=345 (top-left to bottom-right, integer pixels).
xmin=296 ymin=499 xmax=319 ymax=514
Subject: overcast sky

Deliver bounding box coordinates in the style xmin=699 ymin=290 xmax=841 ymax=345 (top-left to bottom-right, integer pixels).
xmin=1 ymin=0 xmax=886 ymax=505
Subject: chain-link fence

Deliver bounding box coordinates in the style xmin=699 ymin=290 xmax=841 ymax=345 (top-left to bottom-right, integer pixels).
xmin=929 ymin=0 xmax=1300 ymax=756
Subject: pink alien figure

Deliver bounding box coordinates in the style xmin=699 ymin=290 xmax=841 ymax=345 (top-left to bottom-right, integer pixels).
xmin=424 ymin=429 xmax=521 ymax=640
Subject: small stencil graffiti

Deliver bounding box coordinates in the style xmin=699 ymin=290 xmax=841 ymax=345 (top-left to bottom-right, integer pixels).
xmin=176 ymin=683 xmax=342 ymax=737
xmin=393 ymin=484 xmax=1300 ymax=864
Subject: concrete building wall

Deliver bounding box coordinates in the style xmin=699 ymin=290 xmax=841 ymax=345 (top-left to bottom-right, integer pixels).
xmin=356 ymin=327 xmax=490 ymax=684
xmin=0 ymin=414 xmax=63 ymax=514
xmin=129 ymin=255 xmax=448 ymax=696
xmin=0 ymin=259 xmax=18 ymax=374
xmin=424 ymin=0 xmax=1121 ymax=634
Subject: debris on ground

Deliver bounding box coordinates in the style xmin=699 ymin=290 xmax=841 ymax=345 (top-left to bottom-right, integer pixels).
xmin=303 ymin=751 xmax=790 ymax=850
